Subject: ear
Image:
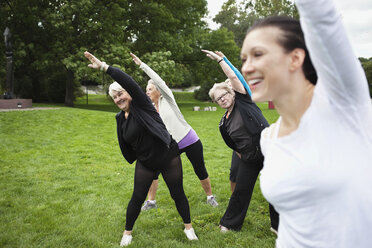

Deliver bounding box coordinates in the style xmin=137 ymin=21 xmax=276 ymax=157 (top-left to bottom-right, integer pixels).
xmin=289 ymin=48 xmax=306 ymax=72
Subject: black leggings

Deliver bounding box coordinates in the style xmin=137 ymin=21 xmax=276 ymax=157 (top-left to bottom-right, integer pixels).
xmin=220 ymin=158 xmax=278 ymax=231
xmin=125 ymin=155 xmax=191 ymax=230
xmin=153 ymin=140 xmax=209 ymax=181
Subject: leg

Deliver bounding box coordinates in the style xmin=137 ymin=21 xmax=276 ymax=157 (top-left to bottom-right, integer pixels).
xmin=230 ymin=181 xmax=236 ymax=192
xmin=160 ymin=155 xmax=191 ymax=225
xmin=141 ymin=171 xmax=160 ymax=211
xmin=230 ymin=152 xmax=240 ymax=192
xmin=220 ymin=160 xmax=263 ymax=231
xmin=125 ymin=161 xmax=156 ymax=231
xmin=269 ymin=203 xmax=279 ymax=232
xmin=182 ymin=140 xmax=212 ymax=195
xmin=147 ymin=179 xmax=158 ymax=201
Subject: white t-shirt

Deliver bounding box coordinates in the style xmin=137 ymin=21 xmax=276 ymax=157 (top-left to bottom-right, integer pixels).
xmin=260 ymin=0 xmax=372 ymax=247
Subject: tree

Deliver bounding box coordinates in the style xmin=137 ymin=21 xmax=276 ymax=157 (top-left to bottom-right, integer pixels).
xmin=193 ymin=27 xmax=241 ymax=101
xmin=360 ymin=57 xmax=372 ymax=97
xmin=213 ymin=0 xmax=298 ymax=47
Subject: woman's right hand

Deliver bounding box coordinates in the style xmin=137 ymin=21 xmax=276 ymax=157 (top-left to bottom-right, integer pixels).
xmin=201 ymin=49 xmax=223 ymax=62
xmin=130 ymin=53 xmax=142 ymax=66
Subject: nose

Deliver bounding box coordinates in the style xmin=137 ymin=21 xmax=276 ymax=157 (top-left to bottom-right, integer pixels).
xmin=241 ymin=60 xmax=255 ymax=78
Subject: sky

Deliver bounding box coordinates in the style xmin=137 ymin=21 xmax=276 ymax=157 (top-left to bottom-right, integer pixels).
xmin=206 ymin=0 xmax=372 ymax=58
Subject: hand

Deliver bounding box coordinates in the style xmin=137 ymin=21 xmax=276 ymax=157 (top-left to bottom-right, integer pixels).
xmin=130 ymin=52 xmax=142 ymax=66
xmin=201 ymin=49 xmax=223 ymax=62
xmin=84 ymin=51 xmax=105 ymax=70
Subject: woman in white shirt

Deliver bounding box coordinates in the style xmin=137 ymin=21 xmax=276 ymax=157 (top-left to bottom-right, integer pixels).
xmin=240 ymin=0 xmax=372 ymax=247
xmin=130 ymin=53 xmax=218 ymax=210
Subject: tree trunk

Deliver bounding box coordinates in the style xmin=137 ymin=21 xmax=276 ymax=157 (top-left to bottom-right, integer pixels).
xmin=65 ymin=68 xmax=74 ymax=107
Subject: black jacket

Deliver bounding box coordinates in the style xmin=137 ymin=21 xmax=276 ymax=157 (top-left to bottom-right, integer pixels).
xmin=107 ymin=66 xmax=171 ymax=164
xmin=219 ymin=90 xmax=269 ymax=163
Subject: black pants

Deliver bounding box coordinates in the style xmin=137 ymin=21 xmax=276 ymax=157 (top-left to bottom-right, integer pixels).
xmin=125 ymin=154 xmax=190 ymax=230
xmin=153 ymin=140 xmax=209 ymax=180
xmin=220 ymin=158 xmax=279 ymax=231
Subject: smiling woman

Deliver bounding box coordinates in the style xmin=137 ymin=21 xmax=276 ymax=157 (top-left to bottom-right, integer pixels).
xmin=239 ymin=0 xmax=372 ymax=247
xmin=204 ymin=49 xmax=279 ymax=233
xmin=83 ymin=51 xmax=198 ymax=246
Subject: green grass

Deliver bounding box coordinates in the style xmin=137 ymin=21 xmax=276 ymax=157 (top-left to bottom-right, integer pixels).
xmin=0 ymin=94 xmax=279 ymax=248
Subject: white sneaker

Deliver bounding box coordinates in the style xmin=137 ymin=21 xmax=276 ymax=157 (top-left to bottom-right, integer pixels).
xmin=270 ymin=227 xmax=278 ymax=235
xmin=184 ymin=228 xmax=198 ymax=240
xmin=120 ymin=234 xmax=132 ymax=246
xmin=219 ymin=225 xmax=229 ymax=233
xmin=206 ymin=196 xmax=219 ymax=207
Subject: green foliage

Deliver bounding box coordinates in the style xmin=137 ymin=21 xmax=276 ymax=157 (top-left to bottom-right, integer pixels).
xmin=0 ymin=95 xmax=279 ymax=247
xmin=359 ymin=57 xmax=372 ymax=97
xmin=194 ymin=28 xmax=241 ymax=101
xmin=214 ymin=0 xmax=298 ymax=47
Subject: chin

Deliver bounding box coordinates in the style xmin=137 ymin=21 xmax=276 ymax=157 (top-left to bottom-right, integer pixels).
xmin=252 ymin=92 xmax=267 ymax=103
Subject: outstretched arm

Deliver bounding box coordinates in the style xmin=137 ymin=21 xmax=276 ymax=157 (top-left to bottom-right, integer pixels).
xmin=84 ymin=51 xmax=150 ymax=106
xmin=202 ymin=49 xmax=248 ymax=95
xmin=130 ymin=52 xmax=175 ymax=103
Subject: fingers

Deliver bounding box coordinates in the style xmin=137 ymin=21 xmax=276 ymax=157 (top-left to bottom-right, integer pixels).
xmin=130 ymin=52 xmax=136 ymax=59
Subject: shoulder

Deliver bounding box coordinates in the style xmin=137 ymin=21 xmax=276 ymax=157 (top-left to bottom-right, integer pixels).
xmin=261 ymin=124 xmax=277 ymax=140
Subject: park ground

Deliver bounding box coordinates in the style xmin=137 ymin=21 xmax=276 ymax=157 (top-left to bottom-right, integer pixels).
xmin=0 ymin=93 xmax=279 ymax=248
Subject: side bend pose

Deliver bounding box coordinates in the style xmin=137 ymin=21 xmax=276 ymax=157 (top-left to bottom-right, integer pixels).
xmin=241 ymin=0 xmax=372 ymax=247
xmin=130 ymin=53 xmax=218 ymax=210
xmin=84 ymin=51 xmax=198 ymax=246
xmin=203 ymin=49 xmax=279 ymax=232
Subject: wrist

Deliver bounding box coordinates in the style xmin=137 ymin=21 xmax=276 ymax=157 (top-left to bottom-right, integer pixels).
xmin=217 ymin=58 xmax=223 ymax=63
xmin=100 ymin=62 xmax=106 ymax=71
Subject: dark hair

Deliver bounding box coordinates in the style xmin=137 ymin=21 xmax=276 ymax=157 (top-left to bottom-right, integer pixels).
xmin=248 ymin=16 xmax=317 ymax=85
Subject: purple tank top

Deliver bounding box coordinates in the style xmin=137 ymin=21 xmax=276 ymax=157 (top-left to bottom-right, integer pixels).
xmin=178 ymin=129 xmax=199 ymax=149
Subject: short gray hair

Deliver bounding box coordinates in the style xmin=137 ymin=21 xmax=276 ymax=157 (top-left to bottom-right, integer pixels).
xmin=108 ymin=81 xmax=125 ymax=98
xmin=147 ymin=79 xmax=160 ymax=92
xmin=209 ymin=80 xmax=234 ymax=102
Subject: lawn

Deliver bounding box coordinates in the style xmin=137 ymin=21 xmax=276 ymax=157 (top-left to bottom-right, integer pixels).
xmin=0 ymin=93 xmax=279 ymax=248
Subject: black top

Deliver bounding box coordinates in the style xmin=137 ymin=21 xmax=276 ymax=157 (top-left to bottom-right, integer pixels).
xmin=219 ymin=90 xmax=269 ymax=163
xmin=225 ymin=105 xmax=252 ymax=152
xmin=106 ymin=66 xmax=172 ymax=164
xmin=121 ymin=113 xmax=168 ymax=167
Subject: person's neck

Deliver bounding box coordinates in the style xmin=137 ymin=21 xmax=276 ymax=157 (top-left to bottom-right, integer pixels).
xmin=274 ymin=80 xmax=314 ymax=137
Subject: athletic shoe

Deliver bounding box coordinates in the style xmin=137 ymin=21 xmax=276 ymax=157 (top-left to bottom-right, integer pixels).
xmin=120 ymin=234 xmax=132 ymax=246
xmin=219 ymin=225 xmax=229 ymax=233
xmin=270 ymin=227 xmax=278 ymax=235
xmin=141 ymin=200 xmax=157 ymax=211
xmin=184 ymin=228 xmax=198 ymax=240
xmin=207 ymin=196 xmax=219 ymax=207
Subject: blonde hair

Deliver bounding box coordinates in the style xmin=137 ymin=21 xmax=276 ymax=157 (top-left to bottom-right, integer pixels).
xmin=208 ymin=80 xmax=234 ymax=102
xmin=108 ymin=81 xmax=125 ymax=98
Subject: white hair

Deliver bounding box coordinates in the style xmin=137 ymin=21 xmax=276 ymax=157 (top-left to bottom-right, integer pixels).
xmin=208 ymin=80 xmax=234 ymax=102
xmin=147 ymin=79 xmax=160 ymax=92
xmin=108 ymin=81 xmax=125 ymax=98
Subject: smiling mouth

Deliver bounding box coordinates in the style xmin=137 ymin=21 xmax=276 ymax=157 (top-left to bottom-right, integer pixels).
xmin=248 ymin=79 xmax=262 ymax=86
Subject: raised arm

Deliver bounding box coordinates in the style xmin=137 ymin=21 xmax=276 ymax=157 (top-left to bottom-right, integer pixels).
xmin=130 ymin=53 xmax=175 ymax=103
xmin=202 ymin=49 xmax=247 ymax=95
xmin=295 ymin=0 xmax=370 ymax=106
xmin=84 ymin=51 xmax=150 ymax=106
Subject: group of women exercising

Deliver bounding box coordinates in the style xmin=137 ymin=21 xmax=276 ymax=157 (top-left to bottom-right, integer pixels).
xmin=84 ymin=0 xmax=372 ymax=247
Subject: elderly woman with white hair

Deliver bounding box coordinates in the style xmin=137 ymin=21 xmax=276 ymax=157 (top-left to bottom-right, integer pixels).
xmin=203 ymin=50 xmax=278 ymax=233
xmin=84 ymin=51 xmax=198 ymax=246
xmin=129 ymin=53 xmax=218 ymax=211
